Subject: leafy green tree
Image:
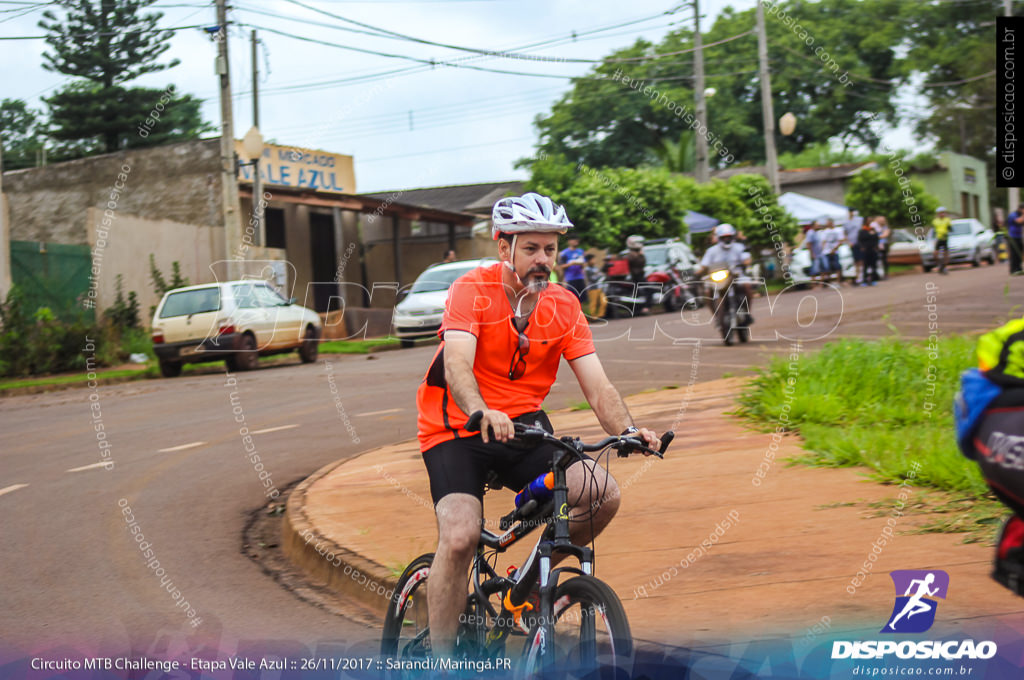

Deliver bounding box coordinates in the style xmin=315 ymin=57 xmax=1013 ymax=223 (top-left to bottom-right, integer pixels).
xmin=45 ymin=82 xmax=209 ymax=156
xmin=901 ymin=0 xmax=1003 ymax=213
xmin=650 ymin=130 xmax=695 ymax=174
xmin=778 ymin=141 xmax=868 ymax=170
xmin=524 ymin=0 xmax=907 ymax=172
xmin=38 ymin=0 xmax=211 ymax=154
xmin=525 ymin=157 xmax=691 ymax=249
xmin=844 ymin=168 xmax=938 ymax=229
xmin=0 ymin=99 xmax=46 ymax=170
xmin=674 ymin=174 xmax=797 ymax=255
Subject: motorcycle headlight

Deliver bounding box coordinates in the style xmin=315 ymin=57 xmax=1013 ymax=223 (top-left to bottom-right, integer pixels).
xmin=710 ymin=269 xmax=729 ymax=283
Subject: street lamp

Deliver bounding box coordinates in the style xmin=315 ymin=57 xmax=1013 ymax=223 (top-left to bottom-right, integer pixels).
xmin=779 ymin=112 xmax=797 ymax=137
xmin=241 ymin=125 xmax=265 ymax=247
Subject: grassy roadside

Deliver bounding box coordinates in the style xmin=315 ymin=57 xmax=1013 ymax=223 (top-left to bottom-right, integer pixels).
xmin=0 ymin=338 xmax=401 ymax=393
xmin=319 ymin=338 xmax=401 ymax=354
xmin=736 ymin=336 xmax=1004 ymax=542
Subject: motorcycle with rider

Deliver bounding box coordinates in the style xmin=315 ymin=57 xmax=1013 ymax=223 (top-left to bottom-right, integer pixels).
xmin=693 ymin=224 xmax=755 ymax=345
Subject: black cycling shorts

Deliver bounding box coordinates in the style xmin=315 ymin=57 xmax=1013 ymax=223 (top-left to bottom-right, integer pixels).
xmin=935 ymin=238 xmax=948 ymax=252
xmin=421 ymin=410 xmax=592 ymax=504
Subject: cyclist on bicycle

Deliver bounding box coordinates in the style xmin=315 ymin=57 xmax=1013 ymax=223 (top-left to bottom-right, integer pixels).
xmin=415 ymin=192 xmax=660 ymax=657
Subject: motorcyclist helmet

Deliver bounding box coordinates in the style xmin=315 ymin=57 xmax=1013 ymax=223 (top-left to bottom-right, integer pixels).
xmin=626 ymin=234 xmax=645 ymax=250
xmin=715 ymin=223 xmax=737 ymax=248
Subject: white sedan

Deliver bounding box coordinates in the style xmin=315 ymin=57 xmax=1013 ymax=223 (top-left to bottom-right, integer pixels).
xmin=392 ymin=259 xmax=495 ymax=347
xmin=920 ymin=218 xmax=997 ymax=270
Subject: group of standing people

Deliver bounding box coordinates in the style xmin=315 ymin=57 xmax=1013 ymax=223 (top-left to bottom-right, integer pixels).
xmin=802 ymin=209 xmax=891 ymax=286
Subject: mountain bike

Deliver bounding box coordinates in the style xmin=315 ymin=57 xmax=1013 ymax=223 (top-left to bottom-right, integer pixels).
xmin=380 ymin=411 xmax=673 ymax=677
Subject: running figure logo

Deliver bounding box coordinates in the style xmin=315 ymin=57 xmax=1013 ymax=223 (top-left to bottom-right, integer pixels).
xmin=881 ymin=570 xmax=950 ymax=634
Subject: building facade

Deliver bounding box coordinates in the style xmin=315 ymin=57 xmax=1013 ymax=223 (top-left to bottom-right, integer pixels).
xmin=0 ymin=138 xmax=475 ymax=324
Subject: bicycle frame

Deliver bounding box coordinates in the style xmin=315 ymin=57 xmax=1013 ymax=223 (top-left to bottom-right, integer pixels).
xmin=464 ymin=441 xmax=596 ymax=658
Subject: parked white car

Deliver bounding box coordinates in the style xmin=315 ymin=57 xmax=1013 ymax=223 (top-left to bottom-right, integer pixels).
xmin=920 ymin=218 xmax=997 ymax=270
xmin=151 ymin=280 xmax=322 ymax=377
xmin=788 ymin=243 xmax=857 ymax=285
xmin=392 ymin=259 xmax=494 ymax=347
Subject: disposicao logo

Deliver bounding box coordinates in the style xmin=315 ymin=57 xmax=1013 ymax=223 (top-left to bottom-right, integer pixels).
xmin=881 ymin=569 xmax=949 ymax=634
xmin=831 ymin=569 xmax=997 ymax=661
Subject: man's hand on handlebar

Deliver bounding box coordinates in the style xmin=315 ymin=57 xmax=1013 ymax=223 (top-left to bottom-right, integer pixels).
xmin=633 ymin=427 xmax=660 ymax=455
xmin=477 ymin=409 xmax=514 ymax=443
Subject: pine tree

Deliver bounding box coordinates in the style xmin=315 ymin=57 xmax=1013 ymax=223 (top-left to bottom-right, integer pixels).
xmin=38 ymin=0 xmax=211 ymax=154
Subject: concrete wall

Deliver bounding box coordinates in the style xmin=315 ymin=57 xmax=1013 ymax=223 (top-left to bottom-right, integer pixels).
xmin=85 ymin=207 xmax=226 ymax=319
xmin=4 ymin=139 xmax=223 ymax=245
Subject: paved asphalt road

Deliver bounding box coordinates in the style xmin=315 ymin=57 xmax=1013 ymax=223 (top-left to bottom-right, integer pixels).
xmin=1 ymin=266 xmax=1020 ymax=659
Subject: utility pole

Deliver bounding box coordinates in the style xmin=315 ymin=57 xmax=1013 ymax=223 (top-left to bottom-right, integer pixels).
xmin=693 ymin=0 xmax=709 ymax=182
xmin=250 ymin=29 xmax=263 ymax=248
xmin=756 ymin=0 xmax=780 ymax=195
xmin=1007 ymin=0 xmax=1020 ymax=217
xmin=216 ymin=0 xmax=244 ymax=279
xmin=0 ymin=136 xmax=10 ymax=300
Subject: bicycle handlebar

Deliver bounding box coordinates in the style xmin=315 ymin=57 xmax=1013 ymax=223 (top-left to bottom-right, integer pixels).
xmin=463 ymin=411 xmax=674 ymax=459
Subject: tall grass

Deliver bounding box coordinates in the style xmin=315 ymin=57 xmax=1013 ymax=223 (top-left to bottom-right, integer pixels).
xmin=736 ymin=336 xmax=987 ymax=496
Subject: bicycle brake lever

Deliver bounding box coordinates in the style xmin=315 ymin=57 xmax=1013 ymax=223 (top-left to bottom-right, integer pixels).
xmin=616 ymin=435 xmax=669 ymax=459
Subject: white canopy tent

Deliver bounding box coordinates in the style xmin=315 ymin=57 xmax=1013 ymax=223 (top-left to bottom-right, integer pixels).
xmin=778 ymin=192 xmax=849 ymax=225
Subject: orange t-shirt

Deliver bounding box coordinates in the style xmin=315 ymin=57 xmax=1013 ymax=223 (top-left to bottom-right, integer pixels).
xmin=416 ymin=262 xmax=595 ymax=452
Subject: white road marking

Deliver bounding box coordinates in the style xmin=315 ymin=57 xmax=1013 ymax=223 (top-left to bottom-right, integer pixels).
xmin=251 ymin=424 xmax=299 ymax=435
xmin=0 ymin=483 xmax=29 ymax=496
xmin=157 ymin=441 xmax=207 ymax=453
xmin=66 ymin=462 xmax=114 ymax=473
xmin=356 ymin=408 xmax=403 ymax=417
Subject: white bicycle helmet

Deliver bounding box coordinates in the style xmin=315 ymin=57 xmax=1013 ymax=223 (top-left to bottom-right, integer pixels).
xmin=491 ymin=192 xmax=573 ymax=240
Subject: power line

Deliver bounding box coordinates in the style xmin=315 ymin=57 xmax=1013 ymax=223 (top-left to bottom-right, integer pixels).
xmin=252 ymin=0 xmax=747 ymax=66
xmin=0 ymin=23 xmax=211 ymax=39
xmin=208 ymin=4 xmax=688 ymax=99
xmin=242 ymin=23 xmax=592 ymax=78
xmin=279 ymin=0 xmax=688 ymax=64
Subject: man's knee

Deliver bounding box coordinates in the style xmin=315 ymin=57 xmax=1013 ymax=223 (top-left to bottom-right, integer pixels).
xmin=438 ymin=526 xmax=478 ymax=562
xmin=435 ymin=495 xmax=482 ymax=560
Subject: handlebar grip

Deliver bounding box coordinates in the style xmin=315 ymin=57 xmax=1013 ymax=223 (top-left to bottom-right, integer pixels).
xmin=465 ymin=411 xmax=484 ymax=433
xmin=659 ymin=431 xmax=675 ymax=455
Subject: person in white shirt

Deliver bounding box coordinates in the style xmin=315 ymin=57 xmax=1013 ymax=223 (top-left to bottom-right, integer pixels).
xmin=819 ymin=219 xmax=845 ymax=284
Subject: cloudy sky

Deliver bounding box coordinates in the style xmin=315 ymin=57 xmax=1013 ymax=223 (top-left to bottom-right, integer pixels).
xmin=2 ymin=0 xmax=915 ymax=193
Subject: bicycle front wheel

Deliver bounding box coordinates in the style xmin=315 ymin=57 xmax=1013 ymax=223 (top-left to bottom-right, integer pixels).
xmin=381 ymin=553 xmax=433 ymax=659
xmin=519 ymin=575 xmax=632 ymax=679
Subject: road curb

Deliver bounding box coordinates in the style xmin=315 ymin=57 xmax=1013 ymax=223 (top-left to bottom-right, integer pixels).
xmin=281 ymin=450 xmax=400 ymax=619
